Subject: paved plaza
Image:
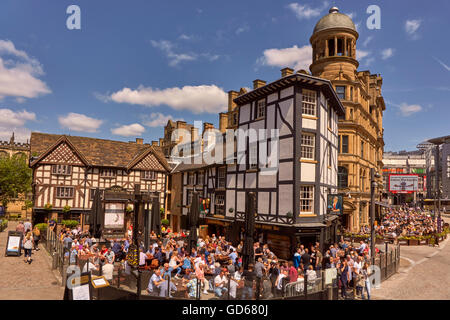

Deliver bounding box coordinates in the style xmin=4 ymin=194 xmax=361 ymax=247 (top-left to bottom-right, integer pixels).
xmin=371 ymin=217 xmax=450 ymax=300
xmin=0 ymin=221 xmax=63 ymax=300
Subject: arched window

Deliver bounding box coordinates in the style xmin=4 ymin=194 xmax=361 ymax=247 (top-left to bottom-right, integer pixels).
xmin=338 ymin=166 xmax=348 ymax=188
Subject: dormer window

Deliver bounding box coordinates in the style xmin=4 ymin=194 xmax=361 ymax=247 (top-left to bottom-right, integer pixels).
xmin=52 ymin=165 xmax=72 ymax=175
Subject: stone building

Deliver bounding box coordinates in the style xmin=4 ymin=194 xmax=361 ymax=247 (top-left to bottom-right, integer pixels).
xmin=309 ymin=7 xmax=386 ymax=232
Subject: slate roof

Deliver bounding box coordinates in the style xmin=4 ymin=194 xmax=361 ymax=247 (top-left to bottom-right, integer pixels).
xmin=30 ymin=132 xmax=170 ymax=171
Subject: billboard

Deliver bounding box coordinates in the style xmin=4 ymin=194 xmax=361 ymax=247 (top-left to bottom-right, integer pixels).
xmin=389 ymin=174 xmax=418 ymax=193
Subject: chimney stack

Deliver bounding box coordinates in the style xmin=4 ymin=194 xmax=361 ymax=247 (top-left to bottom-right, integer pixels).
xmin=253 ymin=79 xmax=266 ymax=89
xmin=203 ymin=122 xmax=214 ymax=134
xmin=228 ymin=90 xmax=239 ymax=112
xmin=136 ymin=138 xmax=144 ymax=144
xmin=159 ymin=138 xmax=164 ymax=146
xmin=151 ymin=141 xmax=158 ymax=147
xmin=219 ymin=113 xmax=228 ymax=133
xmin=281 ymin=67 xmax=294 ymax=77
xmin=190 ymin=127 xmax=199 ymax=142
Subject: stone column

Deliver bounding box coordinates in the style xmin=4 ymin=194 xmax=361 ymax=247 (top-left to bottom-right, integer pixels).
xmin=334 ymin=36 xmax=337 ymax=56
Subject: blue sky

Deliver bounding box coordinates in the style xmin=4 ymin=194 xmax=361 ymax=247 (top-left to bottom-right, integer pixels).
xmin=0 ymin=0 xmax=449 ymax=151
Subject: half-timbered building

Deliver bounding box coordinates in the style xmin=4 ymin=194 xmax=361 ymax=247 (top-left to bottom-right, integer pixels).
xmin=29 ymin=133 xmax=170 ymax=231
xmin=172 ymin=69 xmax=345 ymax=259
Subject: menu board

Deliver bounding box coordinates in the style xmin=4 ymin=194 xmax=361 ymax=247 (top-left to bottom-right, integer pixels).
xmin=104 ymin=203 xmax=125 ymax=229
xmin=5 ymin=231 xmax=22 ymax=256
xmin=72 ymin=284 xmax=90 ymax=300
xmin=266 ymin=233 xmax=291 ymax=260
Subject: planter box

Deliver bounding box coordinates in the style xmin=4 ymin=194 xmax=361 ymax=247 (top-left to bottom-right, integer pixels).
xmin=419 ymin=239 xmax=428 ymax=245
xmin=398 ymin=240 xmax=408 ymax=246
xmin=408 ymin=240 xmax=419 ymax=246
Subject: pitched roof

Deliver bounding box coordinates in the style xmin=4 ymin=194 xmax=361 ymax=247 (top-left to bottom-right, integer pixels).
xmin=30 ymin=132 xmax=170 ymax=171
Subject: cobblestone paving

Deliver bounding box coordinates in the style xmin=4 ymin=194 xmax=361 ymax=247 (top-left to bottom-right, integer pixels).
xmin=371 ymin=217 xmax=450 ymax=300
xmin=0 ymin=222 xmax=64 ymax=300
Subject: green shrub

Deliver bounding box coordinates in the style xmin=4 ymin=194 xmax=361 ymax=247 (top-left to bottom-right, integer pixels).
xmin=161 ymin=218 xmax=169 ymax=226
xmin=62 ymin=205 xmax=71 ymax=213
xmin=61 ymin=220 xmax=79 ymax=229
xmin=35 ymin=223 xmax=48 ymax=232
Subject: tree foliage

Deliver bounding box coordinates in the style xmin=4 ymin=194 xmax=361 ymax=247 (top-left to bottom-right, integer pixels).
xmin=0 ymin=154 xmax=32 ymax=207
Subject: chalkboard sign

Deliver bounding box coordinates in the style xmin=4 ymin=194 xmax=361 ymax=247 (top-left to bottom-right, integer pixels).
xmin=5 ymin=231 xmax=22 ymax=256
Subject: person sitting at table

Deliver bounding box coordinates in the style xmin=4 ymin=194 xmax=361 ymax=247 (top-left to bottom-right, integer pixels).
xmin=214 ymin=268 xmax=229 ymax=298
xmin=190 ymin=247 xmax=197 ymax=258
xmin=139 ymin=247 xmax=147 ymax=268
xmin=147 ymin=269 xmax=164 ymax=296
xmin=195 ymin=263 xmax=210 ymax=295
xmin=181 ymin=254 xmax=192 ymax=273
xmin=168 ymin=251 xmax=183 ymax=279
xmin=206 ymin=255 xmax=215 ymax=272
xmin=186 ymin=272 xmax=199 ymax=299
xmin=153 ymin=247 xmax=164 ymax=266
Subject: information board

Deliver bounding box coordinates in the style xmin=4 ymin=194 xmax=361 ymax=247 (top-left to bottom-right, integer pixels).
xmin=5 ymin=231 xmax=22 ymax=256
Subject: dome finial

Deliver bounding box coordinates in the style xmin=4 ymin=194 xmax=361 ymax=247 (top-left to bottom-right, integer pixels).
xmin=329 ymin=7 xmax=339 ymax=13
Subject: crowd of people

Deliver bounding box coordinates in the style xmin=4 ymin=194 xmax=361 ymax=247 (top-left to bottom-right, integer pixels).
xmin=376 ymin=207 xmax=438 ymax=238
xmin=17 ymin=219 xmax=381 ymax=300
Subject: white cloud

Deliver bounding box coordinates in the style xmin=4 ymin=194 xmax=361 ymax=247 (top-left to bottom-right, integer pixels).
xmin=362 ymin=36 xmax=373 ymax=47
xmin=111 ymin=123 xmax=145 ymax=137
xmin=58 ymin=113 xmax=103 ymax=133
xmin=356 ymin=49 xmax=370 ymax=61
xmin=108 ymin=84 xmax=227 ymax=114
xmin=142 ymin=112 xmax=183 ymax=128
xmin=151 ymin=40 xmax=220 ymax=67
xmin=287 ymin=1 xmax=329 ymax=20
xmin=0 ymin=108 xmax=36 ymax=142
xmin=236 ymin=25 xmax=250 ymax=35
xmin=345 ymin=12 xmax=356 ymax=20
xmin=257 ymin=45 xmax=312 ymax=71
xmin=151 ymin=40 xmax=196 ymax=67
xmin=399 ymin=103 xmax=422 ymax=117
xmin=0 ymin=109 xmax=35 ymax=127
xmin=0 ymin=39 xmax=51 ymax=100
xmin=405 ymin=19 xmax=421 ymax=38
xmin=381 ymin=48 xmax=395 ymax=60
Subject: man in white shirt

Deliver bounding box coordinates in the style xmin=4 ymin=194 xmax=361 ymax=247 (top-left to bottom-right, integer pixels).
xmin=147 ymin=269 xmax=163 ymax=296
xmin=214 ymin=269 xmax=228 ymax=297
xmin=275 ymin=270 xmax=287 ymax=297
xmin=82 ymin=258 xmax=98 ymax=274
xmin=102 ymin=262 xmax=114 ymax=281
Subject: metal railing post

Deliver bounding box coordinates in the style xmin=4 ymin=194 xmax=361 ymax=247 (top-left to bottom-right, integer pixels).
xmin=304 ymin=272 xmax=308 ymax=299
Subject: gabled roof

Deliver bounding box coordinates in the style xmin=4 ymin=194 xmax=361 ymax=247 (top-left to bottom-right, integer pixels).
xmin=30 ymin=132 xmax=170 ymax=172
xmin=233 ymin=73 xmax=345 ymax=116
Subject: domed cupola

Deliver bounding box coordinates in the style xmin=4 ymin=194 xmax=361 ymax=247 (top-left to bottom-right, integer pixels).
xmin=309 ymin=7 xmax=359 ymax=77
